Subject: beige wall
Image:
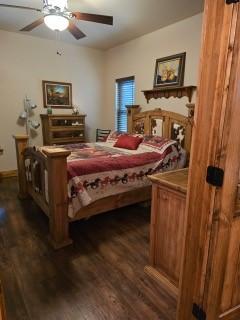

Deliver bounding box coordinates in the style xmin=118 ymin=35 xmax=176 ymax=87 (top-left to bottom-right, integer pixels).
xmin=0 ymin=30 xmax=104 ymax=171
xmin=0 ymin=13 xmax=202 ymax=172
xmin=102 ymin=13 xmax=203 ymax=129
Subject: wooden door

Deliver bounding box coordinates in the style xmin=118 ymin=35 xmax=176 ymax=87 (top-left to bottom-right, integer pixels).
xmin=177 ymin=0 xmax=240 ymax=319
xmin=0 ymin=282 xmax=6 ymax=320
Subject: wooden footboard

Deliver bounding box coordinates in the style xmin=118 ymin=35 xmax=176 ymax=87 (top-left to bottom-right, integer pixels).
xmin=13 ymin=135 xmax=72 ymax=249
xmin=13 ymin=136 xmax=152 ymax=249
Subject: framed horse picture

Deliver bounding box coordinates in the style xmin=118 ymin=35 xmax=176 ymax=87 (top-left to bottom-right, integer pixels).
xmin=153 ymin=52 xmax=186 ymax=88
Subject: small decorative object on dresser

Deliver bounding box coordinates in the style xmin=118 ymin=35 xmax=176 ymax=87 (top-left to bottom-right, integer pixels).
xmin=145 ymin=168 xmax=188 ymax=297
xmin=153 ymin=52 xmax=186 ymax=88
xmin=72 ymin=105 xmax=80 ymax=115
xmin=47 ymin=106 xmax=53 ymax=114
xmin=40 ymin=114 xmax=86 ymax=145
xmin=42 ymin=81 xmax=72 ymax=109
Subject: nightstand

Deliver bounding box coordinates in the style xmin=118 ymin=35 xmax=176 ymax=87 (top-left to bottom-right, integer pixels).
xmin=145 ymin=168 xmax=188 ymax=297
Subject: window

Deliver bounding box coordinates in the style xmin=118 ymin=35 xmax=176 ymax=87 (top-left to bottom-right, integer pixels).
xmin=115 ymin=76 xmax=135 ymax=132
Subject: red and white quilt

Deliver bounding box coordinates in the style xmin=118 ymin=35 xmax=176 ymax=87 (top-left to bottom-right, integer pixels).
xmin=36 ymin=138 xmax=186 ymax=217
xmin=43 ymin=139 xmax=186 ymax=218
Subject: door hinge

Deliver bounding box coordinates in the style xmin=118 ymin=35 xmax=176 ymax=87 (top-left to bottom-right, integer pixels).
xmin=206 ymin=166 xmax=224 ymax=187
xmin=192 ymin=303 xmax=206 ymax=320
xmin=226 ymin=0 xmax=240 ymax=4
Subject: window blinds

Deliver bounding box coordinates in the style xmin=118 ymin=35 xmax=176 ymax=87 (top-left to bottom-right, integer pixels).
xmin=115 ymin=76 xmax=135 ymax=132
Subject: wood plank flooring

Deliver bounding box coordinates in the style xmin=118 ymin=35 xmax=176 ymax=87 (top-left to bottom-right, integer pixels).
xmin=0 ymin=178 xmax=176 ymax=320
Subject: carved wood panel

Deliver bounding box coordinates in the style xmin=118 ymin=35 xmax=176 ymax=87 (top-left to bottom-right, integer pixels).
xmin=170 ymin=122 xmax=186 ymax=148
xmin=133 ymin=119 xmax=145 ymax=134
xmin=127 ymin=106 xmax=194 ymax=156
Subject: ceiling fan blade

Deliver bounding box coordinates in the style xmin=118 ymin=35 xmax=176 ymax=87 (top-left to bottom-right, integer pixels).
xmin=20 ymin=17 xmax=44 ymax=32
xmin=0 ymin=4 xmax=41 ymax=12
xmin=68 ymin=22 xmax=86 ymax=40
xmin=72 ymin=12 xmax=113 ymax=25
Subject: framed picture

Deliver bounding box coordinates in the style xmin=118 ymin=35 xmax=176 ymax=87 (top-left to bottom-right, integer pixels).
xmin=153 ymin=52 xmax=186 ymax=88
xmin=42 ymin=80 xmax=72 ymax=108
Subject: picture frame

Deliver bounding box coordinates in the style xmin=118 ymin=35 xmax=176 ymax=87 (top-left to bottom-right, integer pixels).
xmin=42 ymin=80 xmax=72 ymax=109
xmin=153 ymin=52 xmax=186 ymax=88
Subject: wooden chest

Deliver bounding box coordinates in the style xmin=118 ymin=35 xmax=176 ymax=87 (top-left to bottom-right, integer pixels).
xmin=145 ymin=167 xmax=240 ymax=314
xmin=145 ymin=168 xmax=188 ymax=297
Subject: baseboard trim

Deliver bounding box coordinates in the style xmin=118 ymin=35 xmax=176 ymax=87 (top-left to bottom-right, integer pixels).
xmin=0 ymin=170 xmax=18 ymax=179
xmin=144 ymin=265 xmax=178 ymax=298
xmin=220 ymin=305 xmax=240 ymax=320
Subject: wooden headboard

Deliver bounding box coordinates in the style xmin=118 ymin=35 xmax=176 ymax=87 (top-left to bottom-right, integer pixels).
xmin=126 ymin=104 xmax=194 ymax=156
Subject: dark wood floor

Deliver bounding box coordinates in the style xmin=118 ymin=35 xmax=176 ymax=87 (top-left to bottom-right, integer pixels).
xmin=0 ymin=178 xmax=176 ymax=320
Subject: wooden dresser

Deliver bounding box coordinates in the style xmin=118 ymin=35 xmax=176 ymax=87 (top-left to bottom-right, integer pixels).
xmin=40 ymin=114 xmax=86 ymax=145
xmin=145 ymin=168 xmax=188 ymax=297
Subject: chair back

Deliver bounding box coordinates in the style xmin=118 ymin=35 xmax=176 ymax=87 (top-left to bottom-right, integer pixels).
xmin=96 ymin=129 xmax=111 ymax=142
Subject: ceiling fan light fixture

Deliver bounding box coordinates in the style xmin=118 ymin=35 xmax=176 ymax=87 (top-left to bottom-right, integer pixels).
xmin=44 ymin=14 xmax=69 ymax=31
xmin=44 ymin=0 xmax=68 ymax=11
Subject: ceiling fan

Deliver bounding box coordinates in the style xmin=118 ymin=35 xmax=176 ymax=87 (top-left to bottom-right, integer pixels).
xmin=0 ymin=0 xmax=113 ymax=40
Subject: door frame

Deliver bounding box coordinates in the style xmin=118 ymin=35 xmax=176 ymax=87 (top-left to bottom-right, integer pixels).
xmin=177 ymin=1 xmax=240 ymax=319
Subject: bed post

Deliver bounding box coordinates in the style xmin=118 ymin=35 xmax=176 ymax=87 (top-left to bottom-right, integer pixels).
xmin=186 ymin=103 xmax=195 ymax=119
xmin=13 ymin=135 xmax=29 ymax=199
xmin=126 ymin=105 xmax=140 ymax=133
xmin=185 ymin=103 xmax=195 ymax=156
xmin=43 ymin=148 xmax=72 ymax=249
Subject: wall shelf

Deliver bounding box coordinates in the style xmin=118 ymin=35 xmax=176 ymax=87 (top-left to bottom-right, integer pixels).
xmin=142 ymin=86 xmax=197 ymax=103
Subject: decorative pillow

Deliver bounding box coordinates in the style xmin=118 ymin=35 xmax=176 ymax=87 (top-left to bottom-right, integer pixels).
xmin=106 ymin=131 xmax=125 ymax=143
xmin=114 ymin=135 xmax=143 ymax=150
xmin=141 ymin=135 xmax=177 ymax=153
xmin=106 ymin=131 xmax=143 ymax=143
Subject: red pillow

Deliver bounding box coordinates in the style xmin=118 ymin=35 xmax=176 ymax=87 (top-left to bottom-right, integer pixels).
xmin=114 ymin=135 xmax=143 ymax=150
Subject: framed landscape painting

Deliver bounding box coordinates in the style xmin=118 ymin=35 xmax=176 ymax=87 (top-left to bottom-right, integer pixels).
xmin=42 ymin=80 xmax=72 ymax=108
xmin=153 ymin=52 xmax=186 ymax=88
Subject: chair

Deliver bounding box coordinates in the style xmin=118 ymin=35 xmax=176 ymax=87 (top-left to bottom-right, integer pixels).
xmin=96 ymin=129 xmax=111 ymax=142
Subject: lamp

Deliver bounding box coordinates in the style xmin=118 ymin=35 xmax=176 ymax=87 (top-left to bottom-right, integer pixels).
xmin=28 ymin=120 xmax=41 ymax=130
xmin=18 ymin=96 xmax=40 ymax=136
xmin=19 ymin=111 xmax=27 ymax=119
xmin=44 ymin=14 xmax=69 ymax=31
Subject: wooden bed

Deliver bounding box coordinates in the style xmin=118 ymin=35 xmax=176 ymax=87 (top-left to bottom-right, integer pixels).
xmin=14 ymin=104 xmax=194 ymax=249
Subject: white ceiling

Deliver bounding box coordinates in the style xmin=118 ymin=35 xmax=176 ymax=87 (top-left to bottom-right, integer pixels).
xmin=0 ymin=0 xmax=204 ymax=50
